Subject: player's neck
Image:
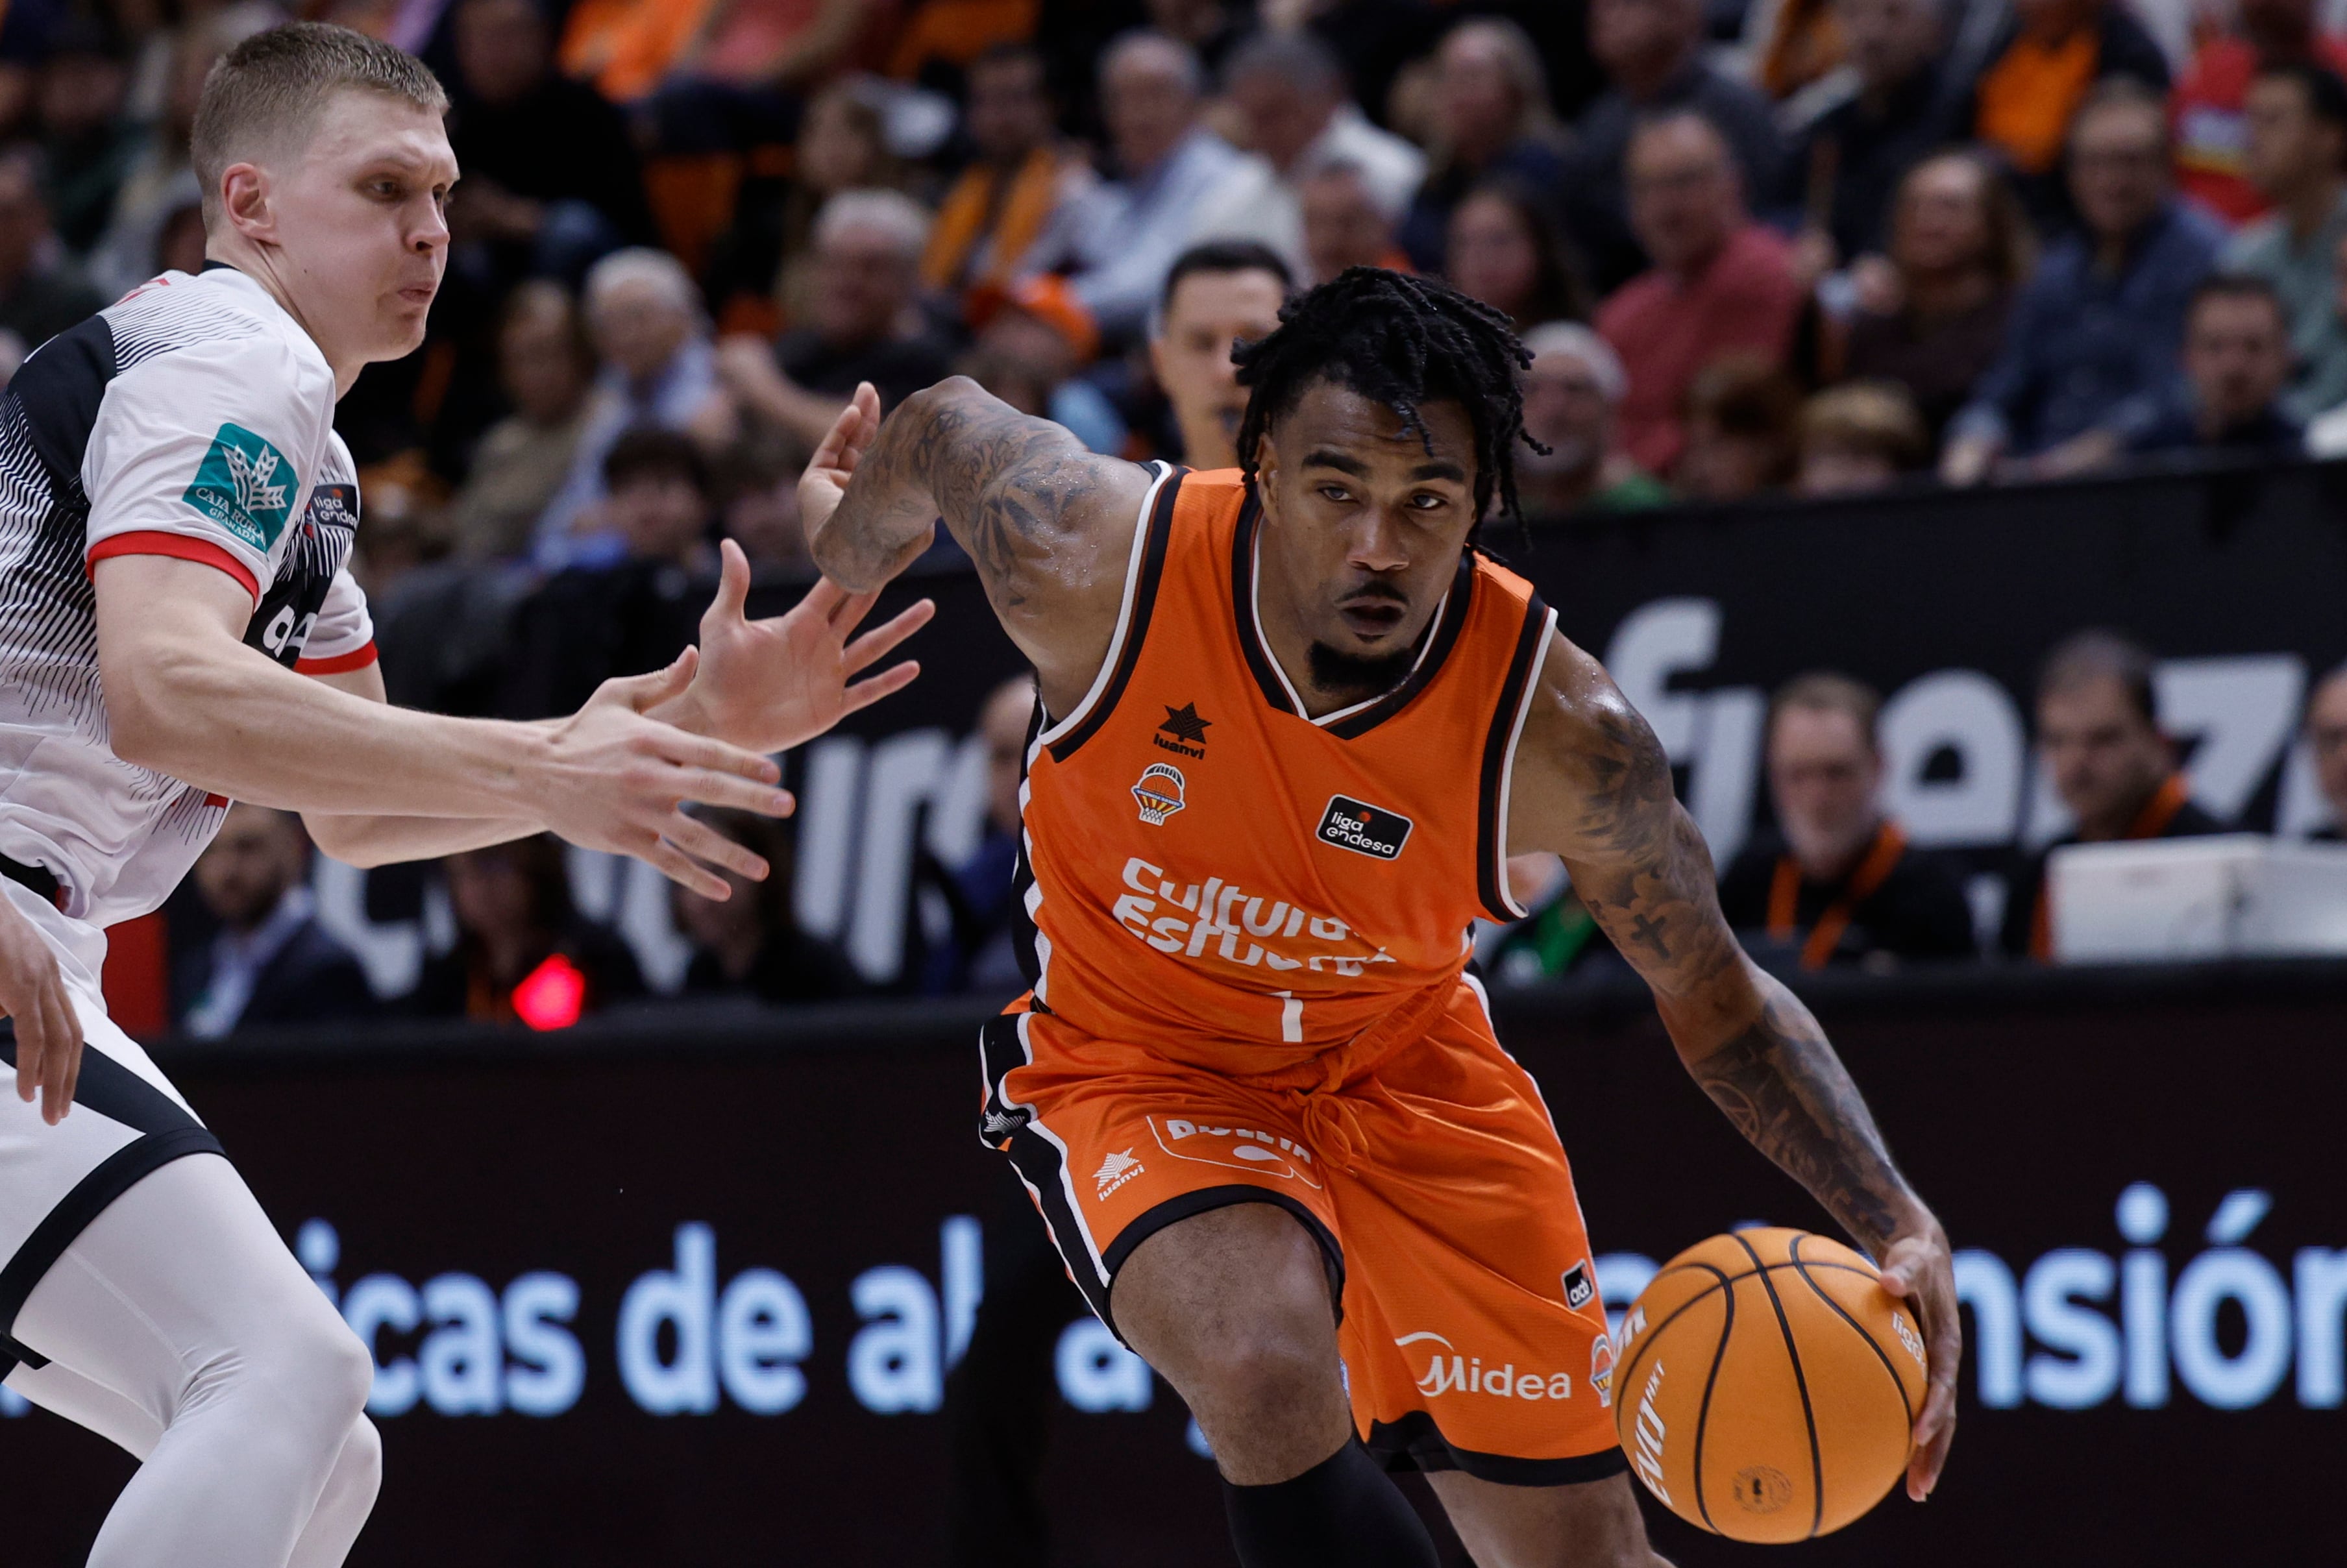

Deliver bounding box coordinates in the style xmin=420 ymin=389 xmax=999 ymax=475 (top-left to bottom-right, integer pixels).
xmin=199 ymin=245 xmax=361 ymax=396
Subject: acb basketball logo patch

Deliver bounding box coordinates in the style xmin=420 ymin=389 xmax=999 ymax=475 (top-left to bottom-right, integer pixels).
xmin=1133 ymin=763 xmax=1186 ymax=826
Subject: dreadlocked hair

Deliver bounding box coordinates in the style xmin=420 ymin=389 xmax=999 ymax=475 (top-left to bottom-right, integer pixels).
xmin=1232 ymin=267 xmax=1541 ymax=527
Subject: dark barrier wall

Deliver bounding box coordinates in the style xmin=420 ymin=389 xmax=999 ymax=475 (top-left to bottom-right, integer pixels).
xmin=321 ymin=459 xmax=2347 ymax=995
xmin=3 ymin=968 xmax=2342 ymax=1565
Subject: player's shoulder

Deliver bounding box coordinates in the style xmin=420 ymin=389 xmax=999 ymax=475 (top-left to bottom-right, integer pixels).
xmin=101 ymin=268 xmax=331 ymax=393
xmin=1518 ymin=626 xmax=1669 ymax=799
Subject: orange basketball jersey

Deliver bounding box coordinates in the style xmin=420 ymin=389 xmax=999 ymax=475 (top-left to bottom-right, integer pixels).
xmin=1014 ymin=464 xmax=1558 ymax=1073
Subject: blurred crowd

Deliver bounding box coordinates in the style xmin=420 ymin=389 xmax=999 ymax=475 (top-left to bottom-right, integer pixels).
xmin=5 ymin=0 xmax=2346 ymax=1031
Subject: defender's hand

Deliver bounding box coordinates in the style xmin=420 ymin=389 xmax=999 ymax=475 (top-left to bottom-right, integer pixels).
xmin=1878 ymin=1224 xmax=1960 ymax=1501
xmin=800 ymin=382 xmax=935 ymax=576
xmin=680 ymin=540 xmax=932 ymax=755
xmin=0 ymin=895 xmax=81 ymax=1125
xmin=536 ymin=649 xmax=796 ymax=899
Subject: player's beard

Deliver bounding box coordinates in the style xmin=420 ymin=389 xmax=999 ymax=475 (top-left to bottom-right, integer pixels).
xmin=1308 ymin=638 xmax=1417 ymax=702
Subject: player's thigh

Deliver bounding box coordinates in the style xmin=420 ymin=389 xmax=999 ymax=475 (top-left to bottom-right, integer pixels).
xmin=1336 ymin=999 xmax=1621 ymax=1478
xmin=1113 ymin=1198 xmax=1342 ymax=1391
xmin=5 ymin=1356 xmax=166 ymax=1459
xmin=16 ymin=1153 xmax=370 ymax=1428
xmin=1425 ymin=1469 xmax=1669 ymax=1568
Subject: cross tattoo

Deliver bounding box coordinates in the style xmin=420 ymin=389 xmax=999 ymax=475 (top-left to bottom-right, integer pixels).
xmin=1628 ymin=913 xmax=1671 ymax=959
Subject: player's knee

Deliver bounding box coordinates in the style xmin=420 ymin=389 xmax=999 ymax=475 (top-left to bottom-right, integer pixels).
xmin=252 ymin=1309 xmax=376 ymax=1439
xmin=1189 ymin=1314 xmax=1342 ymax=1414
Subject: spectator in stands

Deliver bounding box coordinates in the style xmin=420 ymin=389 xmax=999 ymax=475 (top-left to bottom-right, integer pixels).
xmin=1188 ymin=31 xmax=1425 ymax=281
xmin=85 ymin=8 xmax=264 ymax=299
xmin=541 ymin=248 xmax=724 ymax=554
xmin=1943 ymin=83 xmax=2224 ymax=485
xmin=32 ymin=10 xmax=138 ymax=254
xmin=674 ymin=809 xmax=863 ymax=1003
xmin=1842 ymin=151 xmax=2034 ymax=441
xmin=1966 ymin=0 xmax=2171 ymax=230
xmin=559 ymin=0 xmax=722 ymax=104
xmin=1740 ymin=0 xmax=1847 ymax=104
xmin=1780 ymin=0 xmax=1959 ymax=273
xmin=1516 ymin=323 xmax=1672 ymax=515
xmin=957 ymin=276 xmax=1128 ymax=454
xmin=921 ymin=43 xmax=1093 ymax=317
xmin=449 ymin=0 xmax=655 ymax=289
xmin=176 ymin=807 xmax=371 ymax=1040
xmin=2172 ymin=0 xmax=2347 ymax=225
xmin=502 ymin=430 xmax=717 ymax=718
xmin=1026 ymin=31 xmax=1251 ymax=345
xmin=1299 ymin=160 xmax=1407 ymax=286
xmin=1443 ymin=179 xmax=1588 ymax=334
xmin=2131 ymin=274 xmax=2304 ymax=458
xmin=665 ymin=0 xmax=870 ymax=101
xmin=2305 ymin=660 xmax=2347 ymax=838
xmin=1149 ymin=240 xmax=1291 ymax=470
xmin=925 ymin=676 xmax=1038 ymax=996
xmin=1717 ymin=674 xmax=1977 ymax=968
xmin=714 ymin=439 xmax=815 ymax=572
xmin=0 ymin=147 xmax=99 ymax=384
xmin=448 ymin=282 xmax=597 ymax=561
xmin=407 ymin=836 xmax=646 ymax=1024
xmin=889 ymin=0 xmax=1046 ymax=90
xmin=2223 ymin=62 xmax=2347 ymax=421
xmin=2000 ymin=629 xmax=2222 ymax=959
xmin=1674 ymin=356 xmax=1806 ymax=502
xmin=748 ymin=76 xmax=910 ymax=329
xmin=715 ymin=190 xmax=954 ymax=449
xmin=1397 ymin=18 xmax=1567 ymax=275
xmin=1561 ymin=0 xmax=1787 ymax=294
xmin=1796 ymin=381 xmax=1932 ymax=496
xmin=1598 ymin=111 xmax=1804 ymax=478
xmin=1144 ymin=0 xmax=1248 ymax=81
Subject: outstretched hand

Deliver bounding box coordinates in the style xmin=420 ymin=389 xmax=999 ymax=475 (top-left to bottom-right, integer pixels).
xmin=1878 ymin=1227 xmax=1961 ymax=1502
xmin=798 ymin=380 xmax=937 ymax=587
xmin=671 ymin=537 xmax=935 ymax=756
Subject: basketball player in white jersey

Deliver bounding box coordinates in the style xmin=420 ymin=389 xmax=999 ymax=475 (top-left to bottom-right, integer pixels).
xmin=0 ymin=23 xmax=928 ymax=1565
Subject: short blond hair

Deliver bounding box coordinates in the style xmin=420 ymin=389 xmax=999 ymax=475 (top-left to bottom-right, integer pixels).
xmin=191 ymin=22 xmax=447 ymax=223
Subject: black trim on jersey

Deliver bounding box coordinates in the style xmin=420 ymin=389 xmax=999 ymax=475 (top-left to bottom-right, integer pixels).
xmin=978 ymin=1012 xmax=1115 ymax=1325
xmin=1365 ymin=1411 xmax=1630 ymax=1487
xmin=10 ymin=313 xmax=118 ymax=497
xmin=0 ymin=1029 xmax=227 ymax=1378
xmin=1042 ymin=466 xmax=1182 ymax=765
xmin=0 ymin=853 xmax=58 ymax=903
xmin=1230 ymin=489 xmax=1476 ymax=739
xmin=1229 ymin=486 xmax=1294 ymax=716
xmin=1009 ymin=694 xmax=1046 ymax=992
xmin=1474 ymin=593 xmax=1553 ymax=922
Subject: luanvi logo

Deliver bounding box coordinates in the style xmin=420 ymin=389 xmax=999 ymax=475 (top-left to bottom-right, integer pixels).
xmin=1315 ymin=795 xmax=1411 ymax=859
xmin=1155 ymin=703 xmax=1211 ymax=758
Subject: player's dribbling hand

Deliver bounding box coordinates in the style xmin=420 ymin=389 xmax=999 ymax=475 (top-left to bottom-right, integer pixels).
xmin=798 ymin=382 xmax=935 ymax=581
xmin=669 ymin=539 xmax=933 ymax=755
xmin=1878 ymin=1225 xmax=1961 ymax=1502
xmin=536 ymin=648 xmax=796 ymax=900
xmin=0 ymin=894 xmax=82 ymax=1125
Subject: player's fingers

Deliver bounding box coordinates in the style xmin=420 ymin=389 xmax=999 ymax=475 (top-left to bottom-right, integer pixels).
xmin=663 ymin=815 xmax=769 ymax=882
xmin=662 ymin=766 xmax=795 ymax=816
xmin=43 ymin=987 xmax=79 ymax=1123
xmin=648 ymin=731 xmax=784 ymax=786
xmin=853 ymin=380 xmax=881 ymax=442
xmin=1908 ymin=1380 xmax=1957 ymax=1499
xmin=794 ymin=575 xmax=848 ymax=626
xmin=603 ymin=647 xmax=698 ymax=713
xmin=840 ymin=661 xmax=921 ymax=715
xmin=707 ymin=539 xmax=751 ymax=626
xmin=809 ymin=395 xmax=863 ymax=473
xmin=842 ymin=600 xmax=935 ymax=671
xmin=11 ymin=1012 xmax=40 ymax=1104
xmin=641 ymin=839 xmax=731 ymax=902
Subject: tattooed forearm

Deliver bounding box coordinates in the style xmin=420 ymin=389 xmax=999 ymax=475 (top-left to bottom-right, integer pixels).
xmin=813 ymin=377 xmax=1107 ymax=603
xmin=1690 ymin=983 xmax=1919 ymax=1255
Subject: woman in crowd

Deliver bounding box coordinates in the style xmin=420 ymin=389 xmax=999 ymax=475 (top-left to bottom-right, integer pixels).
xmin=1396 ymin=18 xmax=1567 ymax=272
xmin=406 ymin=837 xmax=646 ymax=1025
xmin=1838 ymin=149 xmax=2034 ymax=440
xmin=1442 ymin=178 xmax=1588 ymax=334
xmin=1675 ymin=355 xmax=1806 ymax=502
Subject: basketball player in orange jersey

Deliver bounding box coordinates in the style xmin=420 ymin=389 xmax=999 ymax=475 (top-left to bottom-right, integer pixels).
xmin=805 ymin=271 xmax=1958 ymax=1567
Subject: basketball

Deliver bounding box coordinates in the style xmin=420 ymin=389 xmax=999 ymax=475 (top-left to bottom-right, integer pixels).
xmin=1610 ymin=1228 xmax=1928 ymax=1542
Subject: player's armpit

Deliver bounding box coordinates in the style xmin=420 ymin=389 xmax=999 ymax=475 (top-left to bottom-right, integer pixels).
xmin=804 ymin=377 xmax=1154 ymax=713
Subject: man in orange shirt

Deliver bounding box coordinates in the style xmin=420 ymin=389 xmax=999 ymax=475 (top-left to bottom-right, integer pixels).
xmin=1966 ymin=0 xmax=2170 ymax=229
xmin=803 ymin=271 xmax=1958 ymax=1567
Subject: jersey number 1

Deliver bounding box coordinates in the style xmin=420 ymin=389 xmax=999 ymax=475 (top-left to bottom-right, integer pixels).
xmin=1273 ymin=990 xmax=1303 ymax=1044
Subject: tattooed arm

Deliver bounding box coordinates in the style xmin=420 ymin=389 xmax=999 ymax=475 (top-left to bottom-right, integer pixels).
xmin=1509 ymin=633 xmax=1960 ymax=1502
xmin=802 ymin=379 xmax=1157 ymax=715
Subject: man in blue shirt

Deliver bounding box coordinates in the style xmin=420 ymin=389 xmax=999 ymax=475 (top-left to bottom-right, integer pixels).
xmin=1943 ymin=80 xmax=2224 ymax=484
xmin=2128 ymin=274 xmax=2305 ymax=460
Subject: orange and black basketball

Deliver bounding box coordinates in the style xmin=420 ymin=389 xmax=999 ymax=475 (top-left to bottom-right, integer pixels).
xmin=1609 ymin=1228 xmax=1926 ymax=1542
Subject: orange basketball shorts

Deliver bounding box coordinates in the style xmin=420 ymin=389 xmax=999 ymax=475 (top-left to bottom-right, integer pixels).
xmin=977 ymin=979 xmax=1627 ymax=1486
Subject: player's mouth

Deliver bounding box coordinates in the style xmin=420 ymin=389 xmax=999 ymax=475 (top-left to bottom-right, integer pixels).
xmin=1337 ymin=594 xmax=1407 ymax=639
xmin=396 ymin=284 xmax=438 ymax=306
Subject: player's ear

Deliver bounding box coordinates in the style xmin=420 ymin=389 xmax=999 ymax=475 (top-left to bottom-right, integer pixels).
xmin=1254 ymin=427 xmax=1281 ymax=507
xmin=219 ymin=163 xmax=275 ymax=241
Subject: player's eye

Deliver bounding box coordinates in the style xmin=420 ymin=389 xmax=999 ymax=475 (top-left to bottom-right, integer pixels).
xmin=1317 ymin=485 xmax=1351 ymax=504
